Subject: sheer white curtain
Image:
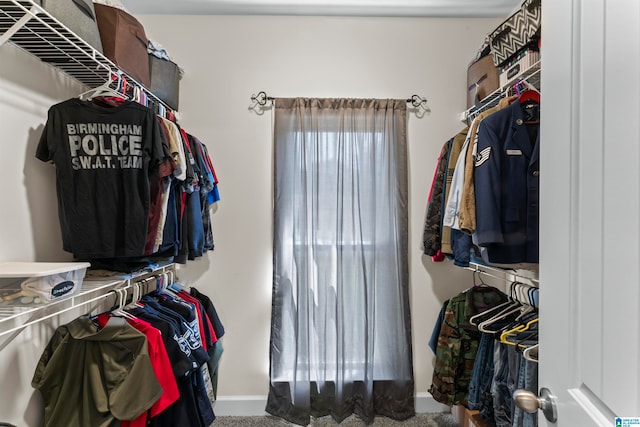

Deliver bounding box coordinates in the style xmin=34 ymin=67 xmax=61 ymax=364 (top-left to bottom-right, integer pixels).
xmin=267 ymin=98 xmax=414 ymax=425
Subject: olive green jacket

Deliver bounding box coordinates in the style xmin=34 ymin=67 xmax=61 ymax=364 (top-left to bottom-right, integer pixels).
xmin=32 ymin=316 xmax=162 ymax=427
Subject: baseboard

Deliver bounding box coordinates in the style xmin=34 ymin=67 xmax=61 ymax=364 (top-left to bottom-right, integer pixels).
xmin=213 ymin=395 xmax=270 ymax=416
xmin=213 ymin=393 xmax=450 ymax=417
xmin=414 ymin=392 xmax=451 ymax=413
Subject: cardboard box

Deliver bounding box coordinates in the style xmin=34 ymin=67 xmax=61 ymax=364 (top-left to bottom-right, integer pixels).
xmin=451 ymin=405 xmax=469 ymax=426
xmin=467 ymin=410 xmax=496 ymax=427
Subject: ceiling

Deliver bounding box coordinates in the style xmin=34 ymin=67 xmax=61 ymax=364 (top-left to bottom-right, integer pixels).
xmin=120 ymin=0 xmax=522 ymax=17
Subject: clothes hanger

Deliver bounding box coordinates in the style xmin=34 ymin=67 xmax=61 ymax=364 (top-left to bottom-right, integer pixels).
xmin=477 ymin=282 xmax=534 ymax=333
xmin=79 ymin=71 xmax=129 ymax=103
xmin=123 ymin=282 xmax=143 ymax=314
xmin=500 ymin=317 xmax=539 ymax=346
xmin=516 ymin=282 xmax=537 ymax=322
xmin=511 ymin=330 xmax=539 ymax=350
xmin=479 ymin=281 xmax=539 ymax=334
xmin=469 ymin=281 xmax=520 ymax=326
xmin=516 ymin=79 xmax=541 ymax=124
xmin=469 ymin=281 xmax=519 ymax=327
xmin=523 ymin=343 xmax=539 ymax=363
xmin=134 ymin=277 xmax=154 ymax=307
xmin=472 ymin=269 xmax=488 ymax=287
xmin=528 ymin=287 xmax=539 ymax=308
xmin=168 ymin=270 xmax=188 ymax=292
xmin=112 ymin=288 xmax=136 ymax=320
xmin=156 ymin=273 xmax=179 ymax=298
xmin=477 ymin=304 xmax=528 ymax=333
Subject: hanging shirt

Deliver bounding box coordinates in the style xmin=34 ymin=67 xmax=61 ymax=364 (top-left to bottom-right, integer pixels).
xmin=32 ymin=316 xmax=163 ymax=427
xmin=442 ymin=131 xmax=472 ymax=230
xmin=36 ymin=99 xmax=165 ymax=259
xmin=127 ymin=304 xmax=208 ymax=427
xmin=145 ymin=120 xmax=175 ymax=256
xmin=189 ymin=287 xmax=225 ymax=340
xmin=122 ymin=318 xmax=181 ymax=427
xmin=158 ymin=117 xmax=187 ymax=181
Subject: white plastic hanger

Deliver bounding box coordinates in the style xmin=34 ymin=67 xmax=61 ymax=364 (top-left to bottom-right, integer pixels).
xmin=523 ymin=343 xmax=539 ymax=363
xmin=112 ymin=288 xmax=136 ymax=320
xmin=469 ymin=281 xmax=520 ymax=327
xmin=79 ymin=70 xmax=128 ymax=101
xmin=477 ymin=282 xmax=536 ymax=333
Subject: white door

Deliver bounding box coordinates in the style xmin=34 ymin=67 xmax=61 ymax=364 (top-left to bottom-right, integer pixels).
xmin=538 ymin=0 xmax=640 ymax=426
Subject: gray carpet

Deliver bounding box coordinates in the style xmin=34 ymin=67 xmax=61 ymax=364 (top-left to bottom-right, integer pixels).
xmin=213 ymin=413 xmax=459 ymax=426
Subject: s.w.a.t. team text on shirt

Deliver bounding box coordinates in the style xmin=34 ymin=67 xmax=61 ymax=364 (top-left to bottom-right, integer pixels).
xmin=66 ymin=122 xmax=143 ymax=170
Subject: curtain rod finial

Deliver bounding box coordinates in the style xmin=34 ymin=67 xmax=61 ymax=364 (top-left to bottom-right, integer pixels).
xmin=251 ymin=91 xmax=273 ymax=106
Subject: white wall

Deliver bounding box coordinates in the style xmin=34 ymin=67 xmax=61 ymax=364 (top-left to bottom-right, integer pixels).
xmin=0 ymin=14 xmax=498 ymax=424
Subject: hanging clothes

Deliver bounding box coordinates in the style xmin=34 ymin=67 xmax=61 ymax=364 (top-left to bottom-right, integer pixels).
xmin=474 ymin=98 xmax=540 ymax=264
xmin=423 ymin=139 xmax=452 ymax=259
xmin=440 ymin=127 xmax=469 ymax=255
xmin=87 ymin=315 xmax=181 ymax=427
xmin=32 ymin=316 xmax=164 ymax=427
xmin=32 ymin=278 xmax=225 ymax=427
xmin=36 ymin=97 xmax=221 ymax=271
xmin=429 ymin=286 xmax=507 ymax=406
xmin=458 ymin=96 xmax=517 ymax=235
xmin=36 ymin=99 xmax=167 ymax=259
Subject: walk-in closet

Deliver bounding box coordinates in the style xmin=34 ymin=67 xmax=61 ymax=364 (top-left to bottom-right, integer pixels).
xmin=0 ymin=0 xmax=638 ymax=426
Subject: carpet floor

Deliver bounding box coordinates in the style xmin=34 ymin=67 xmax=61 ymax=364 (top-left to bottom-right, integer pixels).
xmin=213 ymin=413 xmax=459 ymax=426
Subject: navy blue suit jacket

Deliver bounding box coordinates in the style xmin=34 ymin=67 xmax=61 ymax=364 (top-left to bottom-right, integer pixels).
xmin=474 ymin=99 xmax=540 ymax=264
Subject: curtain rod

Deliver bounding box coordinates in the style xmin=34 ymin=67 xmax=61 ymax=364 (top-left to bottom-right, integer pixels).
xmin=250 ymin=91 xmax=428 ymax=109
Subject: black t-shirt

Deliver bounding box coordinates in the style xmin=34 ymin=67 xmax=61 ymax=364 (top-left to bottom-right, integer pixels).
xmin=36 ymin=99 xmax=164 ymax=259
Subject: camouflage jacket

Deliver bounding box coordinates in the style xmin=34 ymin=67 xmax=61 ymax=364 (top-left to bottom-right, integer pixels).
xmin=429 ymin=286 xmax=508 ymax=406
xmin=423 ymin=139 xmax=452 ymax=256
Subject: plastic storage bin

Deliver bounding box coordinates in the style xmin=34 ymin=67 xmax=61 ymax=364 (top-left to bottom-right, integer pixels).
xmin=0 ymin=262 xmax=90 ymax=305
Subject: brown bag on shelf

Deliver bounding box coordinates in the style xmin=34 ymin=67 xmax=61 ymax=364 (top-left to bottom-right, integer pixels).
xmin=94 ymin=4 xmax=150 ymax=87
xmin=38 ymin=0 xmax=104 ymax=53
xmin=467 ymin=55 xmax=500 ymax=109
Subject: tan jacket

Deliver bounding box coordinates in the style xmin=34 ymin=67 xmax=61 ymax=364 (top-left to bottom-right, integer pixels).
xmin=458 ymin=96 xmax=517 ymax=234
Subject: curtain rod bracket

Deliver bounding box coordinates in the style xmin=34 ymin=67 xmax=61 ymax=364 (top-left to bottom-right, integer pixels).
xmin=407 ymin=94 xmax=427 ymax=108
xmin=251 ymin=91 xmax=274 ymax=106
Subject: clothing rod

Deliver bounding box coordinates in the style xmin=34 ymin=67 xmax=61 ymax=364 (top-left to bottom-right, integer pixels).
xmin=250 ymin=91 xmax=428 ymax=108
xmin=466 ymin=263 xmax=539 ymax=285
xmin=0 ymin=285 xmax=121 ymax=339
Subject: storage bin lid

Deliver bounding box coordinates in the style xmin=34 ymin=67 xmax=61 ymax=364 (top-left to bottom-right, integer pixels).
xmin=0 ymin=262 xmax=91 ymax=278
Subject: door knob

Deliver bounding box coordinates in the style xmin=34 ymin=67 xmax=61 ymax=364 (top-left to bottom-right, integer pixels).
xmin=513 ymin=387 xmax=558 ymax=423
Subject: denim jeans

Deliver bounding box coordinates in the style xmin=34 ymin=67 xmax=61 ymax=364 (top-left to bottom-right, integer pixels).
xmin=450 ymin=229 xmax=472 ymax=267
xmin=468 ymin=333 xmax=492 ymax=407
xmin=513 ymin=353 xmax=538 ymax=427
xmin=507 ymin=345 xmax=521 ymax=404
xmin=468 ymin=333 xmax=496 ymax=424
xmin=492 ymin=343 xmax=514 ymax=427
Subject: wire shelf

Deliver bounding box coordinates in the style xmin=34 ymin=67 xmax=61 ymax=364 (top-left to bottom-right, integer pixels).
xmin=0 ymin=263 xmax=175 ymax=339
xmin=0 ymin=0 xmax=172 ymax=113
